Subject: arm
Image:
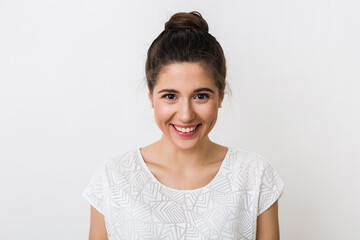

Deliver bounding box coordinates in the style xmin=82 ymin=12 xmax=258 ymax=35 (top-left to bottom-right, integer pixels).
xmin=88 ymin=205 xmax=108 ymax=240
xmin=256 ymin=200 xmax=280 ymax=240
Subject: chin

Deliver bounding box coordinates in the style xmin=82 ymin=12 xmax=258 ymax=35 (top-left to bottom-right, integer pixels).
xmin=168 ymin=133 xmax=208 ymax=151
xmin=171 ymin=141 xmax=201 ymax=151
xmin=159 ymin=123 xmax=213 ymax=150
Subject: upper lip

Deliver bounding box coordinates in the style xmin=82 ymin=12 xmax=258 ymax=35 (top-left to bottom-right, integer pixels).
xmin=171 ymin=123 xmax=200 ymax=128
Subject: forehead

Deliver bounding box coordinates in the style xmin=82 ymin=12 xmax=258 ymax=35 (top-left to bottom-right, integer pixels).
xmin=155 ymin=62 xmax=217 ymax=91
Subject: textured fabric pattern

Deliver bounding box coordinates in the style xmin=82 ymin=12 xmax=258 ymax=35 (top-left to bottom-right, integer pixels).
xmin=82 ymin=147 xmax=284 ymax=240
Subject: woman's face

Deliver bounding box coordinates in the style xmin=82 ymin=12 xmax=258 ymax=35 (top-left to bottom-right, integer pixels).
xmin=149 ymin=62 xmax=223 ymax=151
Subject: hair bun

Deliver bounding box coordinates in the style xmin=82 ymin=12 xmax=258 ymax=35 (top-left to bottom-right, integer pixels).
xmin=164 ymin=11 xmax=209 ymax=33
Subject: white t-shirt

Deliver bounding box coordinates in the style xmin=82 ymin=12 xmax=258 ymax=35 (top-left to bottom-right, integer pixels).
xmin=82 ymin=147 xmax=284 ymax=240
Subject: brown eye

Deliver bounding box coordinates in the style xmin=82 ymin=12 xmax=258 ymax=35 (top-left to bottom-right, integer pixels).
xmin=195 ymin=93 xmax=210 ymax=100
xmin=162 ymin=94 xmax=176 ymax=100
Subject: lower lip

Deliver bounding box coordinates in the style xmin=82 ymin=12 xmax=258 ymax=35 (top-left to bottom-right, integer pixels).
xmin=171 ymin=124 xmax=201 ymax=137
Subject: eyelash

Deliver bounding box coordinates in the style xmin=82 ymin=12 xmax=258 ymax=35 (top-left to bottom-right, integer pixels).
xmin=161 ymin=93 xmax=210 ymax=100
xmin=195 ymin=93 xmax=210 ymax=100
xmin=161 ymin=94 xmax=176 ymax=100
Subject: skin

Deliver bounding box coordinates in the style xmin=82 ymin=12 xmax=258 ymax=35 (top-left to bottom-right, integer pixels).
xmin=257 ymin=200 xmax=280 ymax=240
xmin=88 ymin=206 xmax=107 ymax=240
xmin=141 ymin=62 xmax=227 ymax=190
xmin=87 ymin=62 xmax=280 ymax=240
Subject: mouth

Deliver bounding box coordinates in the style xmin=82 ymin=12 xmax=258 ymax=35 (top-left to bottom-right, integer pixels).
xmin=171 ymin=124 xmax=201 ymax=136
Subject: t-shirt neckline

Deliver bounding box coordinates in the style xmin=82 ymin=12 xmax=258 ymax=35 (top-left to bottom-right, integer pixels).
xmin=136 ymin=146 xmax=231 ymax=193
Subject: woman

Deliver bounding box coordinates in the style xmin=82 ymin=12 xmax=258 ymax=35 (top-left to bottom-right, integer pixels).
xmin=83 ymin=11 xmax=284 ymax=240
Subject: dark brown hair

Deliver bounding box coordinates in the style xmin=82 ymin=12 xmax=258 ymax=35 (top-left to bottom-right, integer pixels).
xmin=145 ymin=11 xmax=227 ymax=95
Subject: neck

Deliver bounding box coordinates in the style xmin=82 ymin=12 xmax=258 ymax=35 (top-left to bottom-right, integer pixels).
xmin=155 ymin=135 xmax=215 ymax=170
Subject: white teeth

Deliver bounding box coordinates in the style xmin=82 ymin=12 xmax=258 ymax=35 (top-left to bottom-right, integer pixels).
xmin=174 ymin=125 xmax=197 ymax=133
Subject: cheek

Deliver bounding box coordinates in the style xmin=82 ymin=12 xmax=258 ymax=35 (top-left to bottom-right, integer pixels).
xmin=197 ymin=103 xmax=219 ymax=122
xmin=154 ymin=103 xmax=174 ymax=124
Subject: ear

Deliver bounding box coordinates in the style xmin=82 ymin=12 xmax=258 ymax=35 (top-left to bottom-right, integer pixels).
xmin=218 ymin=92 xmax=224 ymax=108
xmin=148 ymin=91 xmax=154 ymax=108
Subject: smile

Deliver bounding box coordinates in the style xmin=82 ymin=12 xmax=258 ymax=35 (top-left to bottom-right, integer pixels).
xmin=173 ymin=125 xmax=197 ymax=133
xmin=171 ymin=124 xmax=201 ymax=136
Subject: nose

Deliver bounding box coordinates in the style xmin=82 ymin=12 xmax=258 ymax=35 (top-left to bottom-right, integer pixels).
xmin=178 ymin=99 xmax=196 ymax=123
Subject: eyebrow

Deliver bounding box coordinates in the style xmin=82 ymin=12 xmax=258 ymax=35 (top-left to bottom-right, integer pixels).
xmin=157 ymin=88 xmax=215 ymax=94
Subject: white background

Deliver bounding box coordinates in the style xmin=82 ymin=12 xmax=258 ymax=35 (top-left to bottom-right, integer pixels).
xmin=1 ymin=0 xmax=359 ymax=239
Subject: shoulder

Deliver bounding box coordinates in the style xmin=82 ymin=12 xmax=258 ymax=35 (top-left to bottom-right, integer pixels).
xmin=225 ymin=148 xmax=284 ymax=198
xmin=227 ymin=147 xmax=272 ymax=173
xmin=101 ymin=148 xmax=141 ymax=172
xmin=88 ymin=148 xmax=142 ymax=188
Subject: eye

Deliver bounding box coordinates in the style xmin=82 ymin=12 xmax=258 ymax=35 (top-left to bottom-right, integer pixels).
xmin=161 ymin=94 xmax=176 ymax=100
xmin=194 ymin=93 xmax=210 ymax=100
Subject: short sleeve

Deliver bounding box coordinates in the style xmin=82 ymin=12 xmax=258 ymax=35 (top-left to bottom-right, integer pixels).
xmin=82 ymin=160 xmax=109 ymax=216
xmin=257 ymin=163 xmax=285 ymax=216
